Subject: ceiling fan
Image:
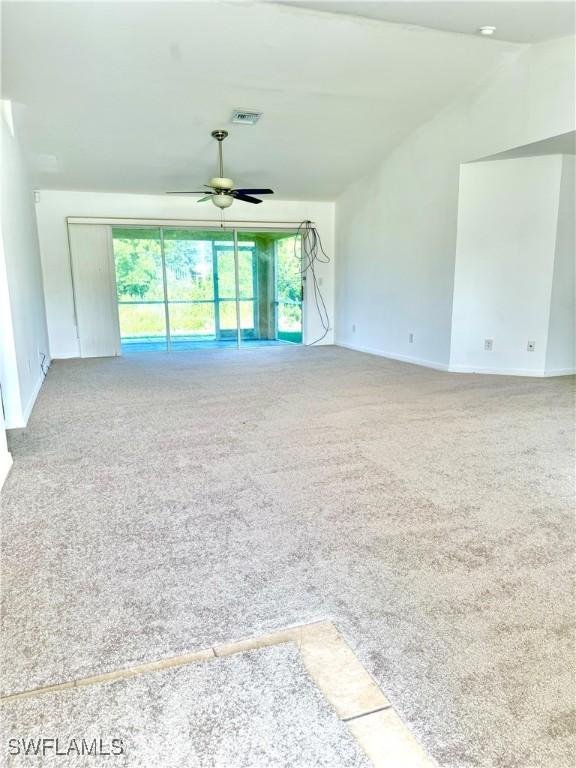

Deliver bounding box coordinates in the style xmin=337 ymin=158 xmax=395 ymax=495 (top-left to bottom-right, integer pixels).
xmin=167 ymin=129 xmax=274 ymax=209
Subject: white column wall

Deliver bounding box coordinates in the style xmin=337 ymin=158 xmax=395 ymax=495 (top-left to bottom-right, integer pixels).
xmin=449 ymin=156 xmax=563 ymax=376
xmin=546 ymin=155 xmax=576 ymax=375
xmin=335 ymin=36 xmax=575 ymax=371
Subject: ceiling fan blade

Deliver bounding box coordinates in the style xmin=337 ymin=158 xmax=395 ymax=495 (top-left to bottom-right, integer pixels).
xmin=233 ymin=193 xmax=263 ymax=204
xmin=197 ymin=195 xmax=214 ymax=203
xmin=234 ymin=188 xmax=274 ymax=195
xmin=166 ymin=191 xmax=211 ymax=195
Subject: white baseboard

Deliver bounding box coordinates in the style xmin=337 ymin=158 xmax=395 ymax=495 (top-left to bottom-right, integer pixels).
xmin=336 ymin=343 xmax=576 ymax=378
xmin=449 ymin=363 xmax=575 ymax=377
xmin=336 ymin=340 xmax=449 ymax=371
xmin=0 ymin=450 xmax=13 ymax=490
xmin=5 ymin=368 xmax=47 ymax=429
xmin=21 ymin=370 xmax=46 ymax=425
xmin=543 ymin=367 xmax=576 ymax=377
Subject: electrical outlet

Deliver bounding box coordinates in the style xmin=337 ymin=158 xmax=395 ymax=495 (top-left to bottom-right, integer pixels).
xmin=409 ymin=333 xmax=414 ymax=343
xmin=484 ymin=338 xmax=493 ymax=351
xmin=527 ymin=340 xmax=536 ymax=352
xmin=352 ymin=323 xmax=356 ymax=333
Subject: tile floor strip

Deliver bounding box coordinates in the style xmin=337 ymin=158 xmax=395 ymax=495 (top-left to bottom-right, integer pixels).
xmin=0 ymin=681 xmax=77 ymax=704
xmin=0 ymin=648 xmax=215 ymax=703
xmin=296 ymin=621 xmax=391 ymax=720
xmin=346 ymin=708 xmax=438 ymax=768
xmin=1 ymin=620 xmax=438 ymax=767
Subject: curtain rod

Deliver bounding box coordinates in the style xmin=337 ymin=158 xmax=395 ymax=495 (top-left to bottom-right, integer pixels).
xmin=66 ymin=216 xmax=314 ymax=228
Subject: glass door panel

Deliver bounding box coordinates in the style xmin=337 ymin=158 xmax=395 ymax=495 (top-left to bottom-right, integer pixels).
xmin=112 ymin=227 xmax=167 ymax=352
xmin=163 ymin=229 xmax=231 ymax=349
xmin=237 ymin=231 xmax=303 ymax=345
xmin=236 ymin=232 xmax=268 ymax=343
xmin=237 ymin=246 xmax=256 ymax=341
xmin=217 ymin=301 xmax=239 ymax=334
xmin=214 ymin=244 xmax=239 ymax=345
xmin=168 ymin=303 xmax=216 ymax=340
xmin=239 ymin=300 xmax=255 ymax=332
xmin=276 ymin=235 xmax=303 ymax=343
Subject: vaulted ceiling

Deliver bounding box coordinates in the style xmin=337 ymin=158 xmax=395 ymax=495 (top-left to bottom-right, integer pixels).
xmin=3 ymin=1 xmax=567 ymax=199
xmin=278 ymin=1 xmax=575 ymax=44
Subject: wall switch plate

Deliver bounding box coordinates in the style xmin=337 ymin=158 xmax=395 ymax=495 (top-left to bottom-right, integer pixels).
xmin=484 ymin=338 xmax=494 ymax=351
xmin=352 ymin=324 xmax=356 ymax=333
xmin=527 ymin=340 xmax=536 ymax=352
xmin=409 ymin=333 xmax=414 ymax=343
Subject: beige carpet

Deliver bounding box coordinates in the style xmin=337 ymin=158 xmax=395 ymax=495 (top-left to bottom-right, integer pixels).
xmin=1 ymin=346 xmax=574 ymax=767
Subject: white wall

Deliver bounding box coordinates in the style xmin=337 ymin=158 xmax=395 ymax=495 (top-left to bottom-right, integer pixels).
xmin=449 ymin=156 xmax=563 ymax=375
xmin=335 ymin=35 xmax=575 ymax=370
xmin=0 ymin=407 xmax=12 ymax=490
xmin=0 ymin=190 xmax=17 ymax=480
xmin=1 ymin=102 xmax=50 ymax=428
xmin=35 ymin=192 xmax=335 ymax=358
xmin=546 ymin=155 xmax=576 ymax=375
xmin=0 ymin=221 xmax=22 ymax=427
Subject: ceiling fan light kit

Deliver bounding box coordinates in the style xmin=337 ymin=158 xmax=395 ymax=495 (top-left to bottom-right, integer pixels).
xmin=212 ymin=193 xmax=234 ymax=209
xmin=167 ymin=129 xmax=274 ymax=208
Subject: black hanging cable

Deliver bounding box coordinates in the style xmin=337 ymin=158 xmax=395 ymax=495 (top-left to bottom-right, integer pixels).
xmin=295 ymin=220 xmax=331 ymax=345
xmin=40 ymin=353 xmax=50 ymax=379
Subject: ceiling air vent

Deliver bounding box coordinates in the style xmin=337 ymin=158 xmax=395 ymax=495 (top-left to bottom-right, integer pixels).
xmin=231 ymin=109 xmax=262 ymax=125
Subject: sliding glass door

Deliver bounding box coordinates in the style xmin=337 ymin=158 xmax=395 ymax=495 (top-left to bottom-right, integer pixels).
xmin=113 ymin=228 xmax=168 ymax=351
xmin=112 ymin=227 xmax=302 ymax=352
xmin=276 ymin=234 xmax=303 ymax=343
xmin=237 ymin=231 xmax=303 ymax=344
xmin=214 ymin=241 xmax=241 ymax=343
xmin=164 ymin=230 xmax=233 ymax=349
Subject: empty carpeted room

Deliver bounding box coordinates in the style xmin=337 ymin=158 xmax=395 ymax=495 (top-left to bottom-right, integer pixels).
xmin=0 ymin=1 xmax=574 ymax=766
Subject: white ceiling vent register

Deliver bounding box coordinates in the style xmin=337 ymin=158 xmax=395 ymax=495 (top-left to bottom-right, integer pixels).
xmin=231 ymin=109 xmax=262 ymax=125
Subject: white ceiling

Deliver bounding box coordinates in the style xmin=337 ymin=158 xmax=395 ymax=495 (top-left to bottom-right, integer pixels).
xmin=278 ymin=1 xmax=576 ymax=44
xmin=2 ymin=1 xmax=547 ymax=199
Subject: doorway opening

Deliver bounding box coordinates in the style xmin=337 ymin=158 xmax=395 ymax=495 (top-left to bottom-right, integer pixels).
xmin=112 ymin=228 xmax=303 ymax=352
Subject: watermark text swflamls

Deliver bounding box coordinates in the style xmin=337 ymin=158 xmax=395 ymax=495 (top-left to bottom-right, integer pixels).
xmin=8 ymin=737 xmax=125 ymax=757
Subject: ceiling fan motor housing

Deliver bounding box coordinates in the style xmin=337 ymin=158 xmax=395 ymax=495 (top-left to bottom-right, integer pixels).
xmin=209 ymin=176 xmax=234 ymax=190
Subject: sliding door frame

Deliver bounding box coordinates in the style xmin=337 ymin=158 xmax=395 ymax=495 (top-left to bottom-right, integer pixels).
xmin=104 ymin=222 xmax=304 ymax=351
xmin=232 ymin=229 xmax=242 ymax=348
xmin=159 ymin=228 xmax=172 ymax=351
xmin=106 ymin=218 xmax=306 ymax=352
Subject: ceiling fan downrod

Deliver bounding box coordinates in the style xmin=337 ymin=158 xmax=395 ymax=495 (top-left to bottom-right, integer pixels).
xmin=166 ymin=129 xmax=274 ymax=207
xmin=211 ymin=129 xmax=228 ymax=178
